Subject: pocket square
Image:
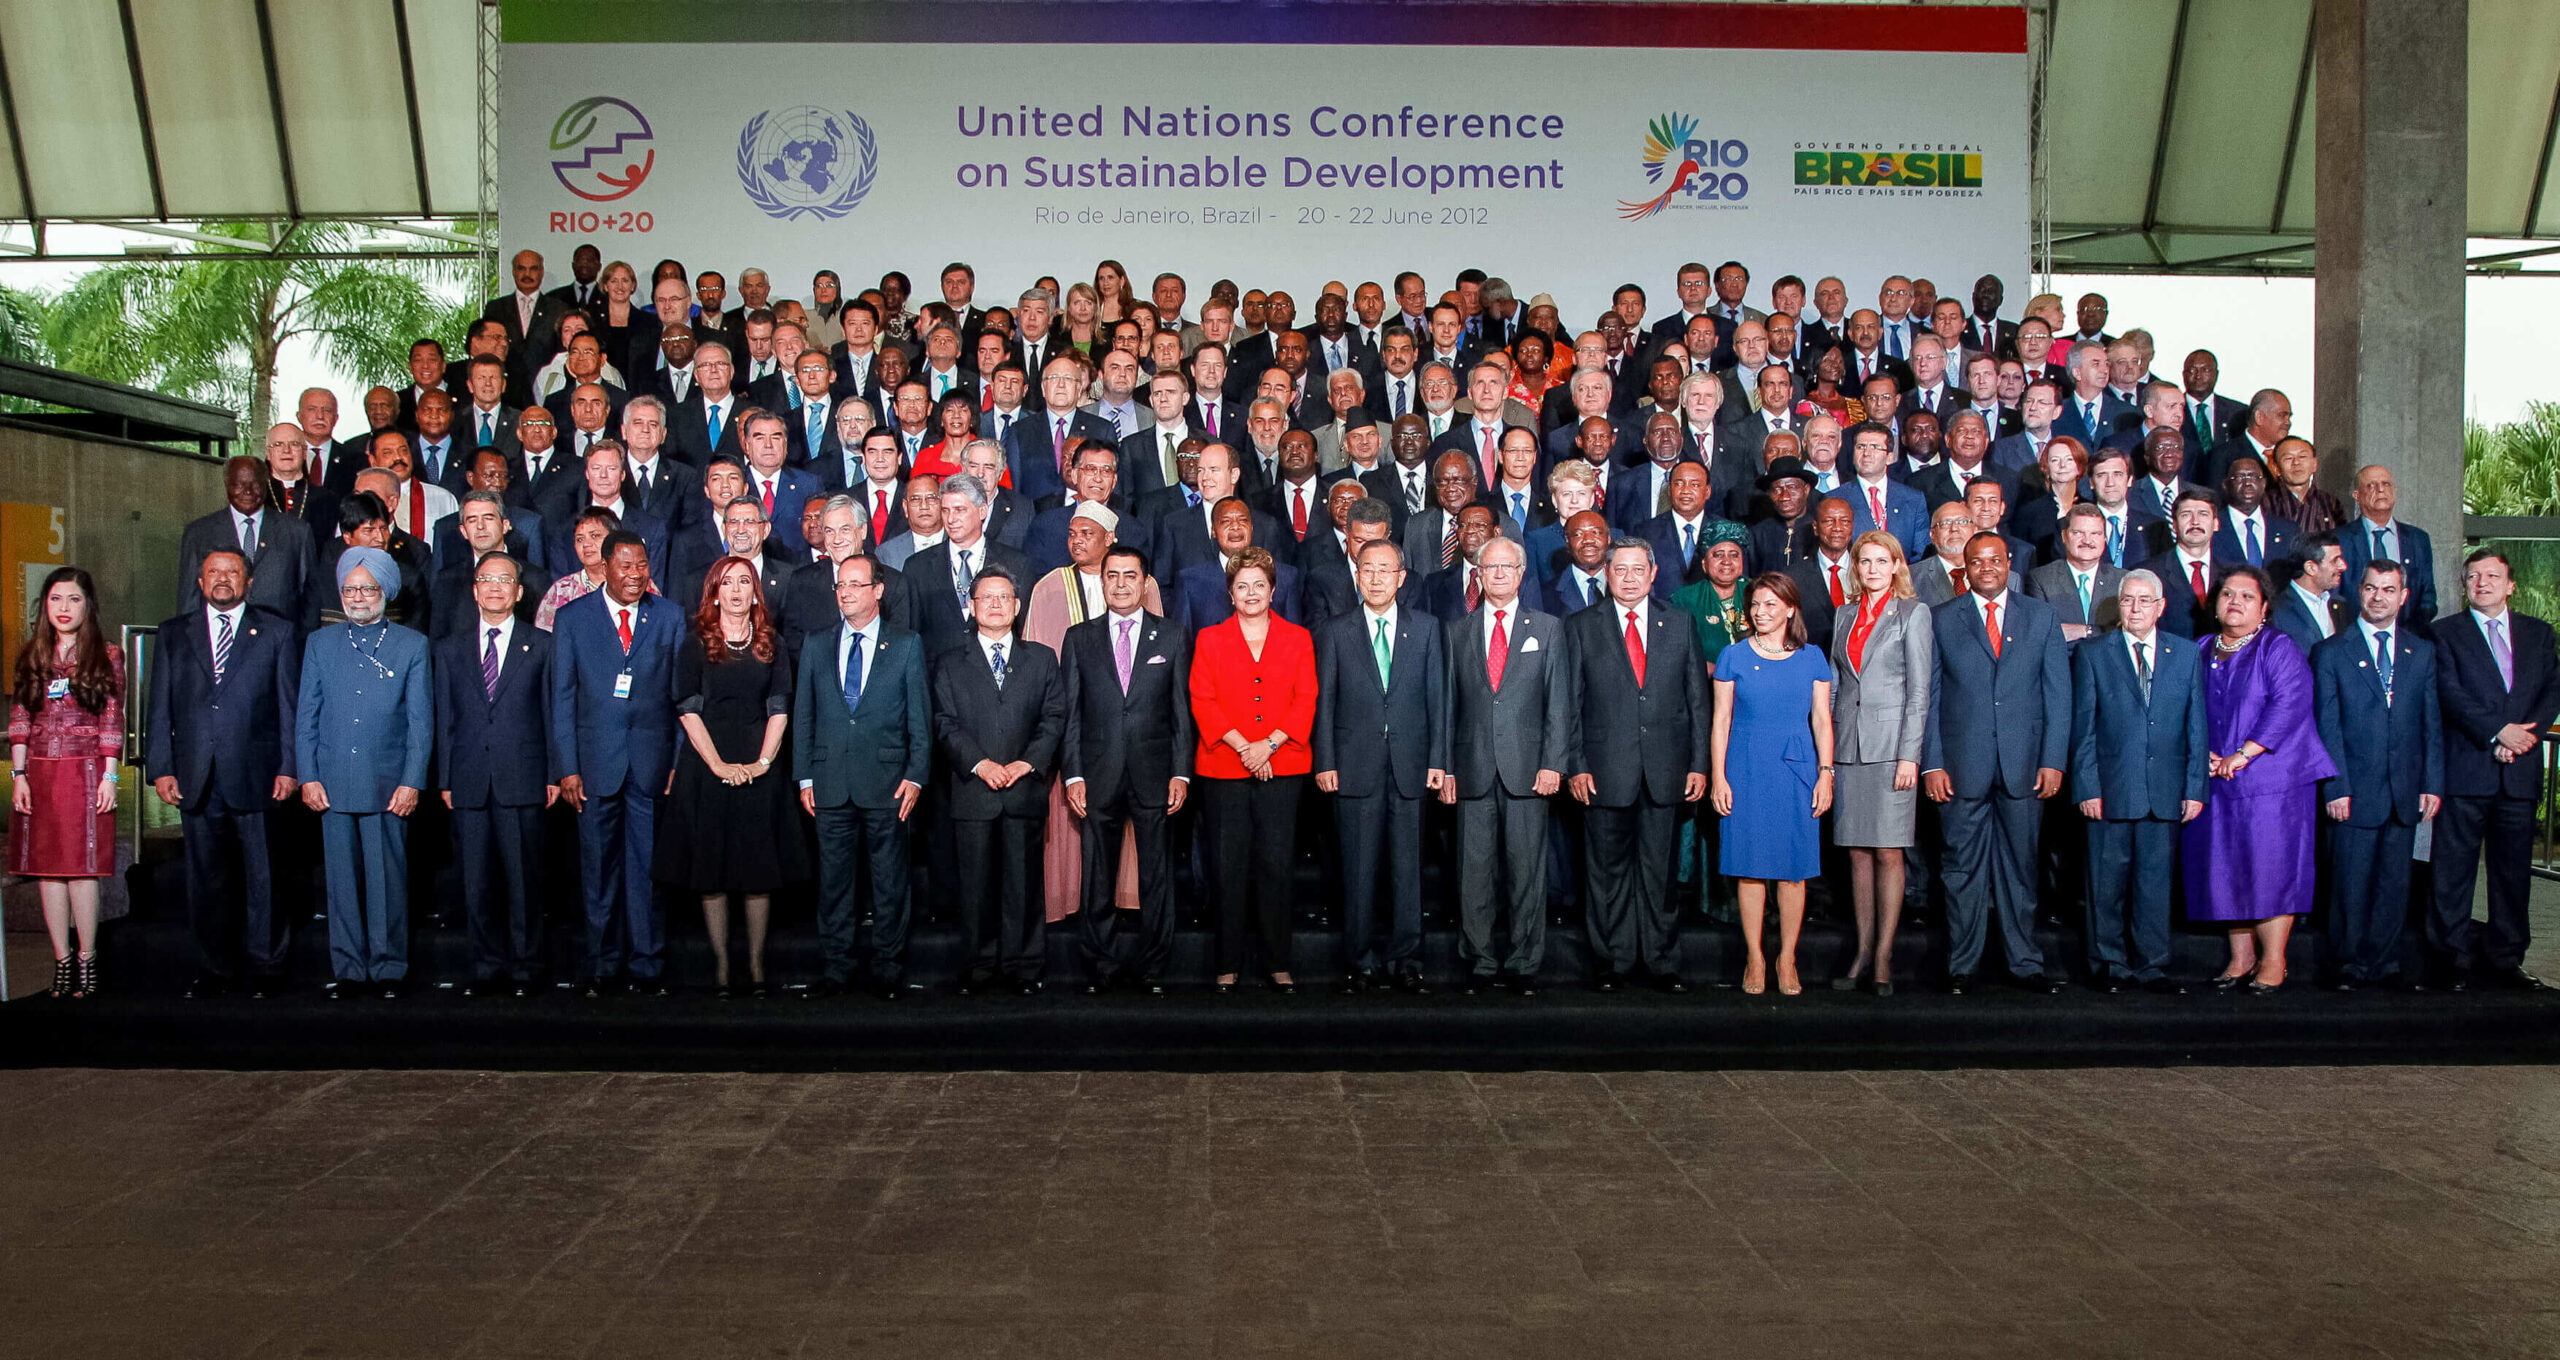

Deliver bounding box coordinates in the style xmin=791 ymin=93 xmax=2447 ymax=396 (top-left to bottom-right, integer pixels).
xmin=1145 ymin=654 xmax=1167 ymax=664
xmin=1521 ymin=637 xmax=1541 ymax=653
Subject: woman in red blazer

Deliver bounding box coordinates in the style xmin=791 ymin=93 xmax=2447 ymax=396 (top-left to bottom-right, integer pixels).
xmin=1189 ymin=547 xmax=1318 ymax=994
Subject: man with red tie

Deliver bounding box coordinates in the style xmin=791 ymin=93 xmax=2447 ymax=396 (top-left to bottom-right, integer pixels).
xmin=1259 ymin=429 xmax=1326 ymax=558
xmin=1565 ymin=537 xmax=1710 ymax=993
xmin=1441 ymin=535 xmax=1572 ymax=995
xmin=1786 ymin=496 xmax=1859 ymax=648
xmin=2133 ymin=488 xmax=2224 ymax=640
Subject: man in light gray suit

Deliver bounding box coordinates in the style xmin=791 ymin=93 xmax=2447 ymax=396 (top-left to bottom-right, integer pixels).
xmin=2026 ymin=503 xmax=2126 ymax=642
xmin=1441 ymin=536 xmax=1573 ymax=995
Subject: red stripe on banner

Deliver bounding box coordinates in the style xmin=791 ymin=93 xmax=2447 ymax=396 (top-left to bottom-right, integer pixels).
xmin=1469 ymin=2 xmax=2028 ymax=53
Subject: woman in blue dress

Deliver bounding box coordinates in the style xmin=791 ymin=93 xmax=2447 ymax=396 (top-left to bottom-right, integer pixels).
xmin=1711 ymin=573 xmax=1837 ymax=996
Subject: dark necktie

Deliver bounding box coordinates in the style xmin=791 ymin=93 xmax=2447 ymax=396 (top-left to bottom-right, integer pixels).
xmin=988 ymin=640 xmax=1007 ymax=690
xmin=2374 ymin=630 xmax=2393 ymax=704
xmin=482 ymin=627 xmax=501 ymax=699
xmin=211 ymin=611 xmax=233 ymax=683
xmin=841 ymin=631 xmax=864 ymax=712
xmin=2134 ymin=638 xmax=2152 ymax=704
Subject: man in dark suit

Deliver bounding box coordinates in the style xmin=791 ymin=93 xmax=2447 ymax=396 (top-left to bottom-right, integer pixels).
xmin=485 ymin=251 xmax=552 ymax=357
xmin=930 ymin=565 xmax=1064 ymax=996
xmin=1566 ymin=539 xmax=1710 ymax=992
xmin=2209 ymin=454 xmax=2291 ymax=573
xmin=901 ymin=471 xmax=1033 ymax=656
xmin=1313 ymin=538 xmax=1448 ymax=994
xmin=2178 ymin=349 xmax=2248 ymax=457
xmin=1151 ymin=443 xmax=1276 ymax=585
xmin=1174 ymin=498 xmax=1302 ymax=629
xmin=1825 ymin=425 xmax=1931 ymax=561
xmin=546 ymin=369 xmax=628 ymax=453
xmin=179 ymin=458 xmax=318 ymax=635
xmin=431 ymin=487 xmax=548 ymax=638
xmin=1060 ymin=545 xmax=1191 ymax=993
xmin=433 ymin=551 xmax=555 ymax=995
xmin=2339 ymin=465 xmax=2439 ymax=630
xmin=671 ymin=464 xmax=796 ymax=617
xmin=544 ymin=440 xmax=669 ymax=580
xmin=548 ymin=534 xmax=682 ymax=997
xmin=2133 ymin=489 xmax=2225 ymax=640
xmin=1922 ymin=533 xmax=2072 ymax=993
xmin=2199 ymin=389 xmax=2292 ymax=489
xmin=1835 ymin=311 xmax=1913 ymax=395
xmin=1024 ymin=441 xmax=1132 ymax=577
xmin=2053 ymin=346 xmax=2138 ymax=451
xmin=2026 ymin=504 xmax=2128 ymax=641
xmin=455 ymin=356 xmax=522 ymax=464
xmin=1119 ymin=372 xmax=1195 ymax=498
xmin=1964 ymin=275 xmax=2018 ymax=360
xmin=2271 ymin=533 xmax=2350 ymax=656
xmin=510 ymin=407 xmax=582 ymax=518
xmin=666 ymin=343 xmax=751 ymax=465
xmin=2069 ymin=570 xmax=2207 ymax=993
xmin=794 ymin=553 xmax=930 ymax=998
xmin=1442 ymin=536 xmax=1572 ymax=994
xmin=2428 ymin=549 xmax=2558 ymax=989
xmin=2313 ymin=559 xmax=2443 ymax=990
xmin=1007 ymin=359 xmax=1119 ymax=502
xmin=146 ymin=550 xmax=300 ymax=996
xmin=616 ymin=396 xmax=706 ymax=538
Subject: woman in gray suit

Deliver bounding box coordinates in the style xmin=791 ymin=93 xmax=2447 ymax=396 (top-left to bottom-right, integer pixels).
xmin=1827 ymin=530 xmax=1932 ymax=995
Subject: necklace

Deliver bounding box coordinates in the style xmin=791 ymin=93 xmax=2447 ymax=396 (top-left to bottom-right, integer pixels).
xmin=345 ymin=620 xmax=398 ymax=678
xmin=2211 ymin=627 xmax=2261 ymax=661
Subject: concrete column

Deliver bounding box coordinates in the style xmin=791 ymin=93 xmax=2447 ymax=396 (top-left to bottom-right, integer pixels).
xmin=2314 ymin=0 xmax=2466 ymax=599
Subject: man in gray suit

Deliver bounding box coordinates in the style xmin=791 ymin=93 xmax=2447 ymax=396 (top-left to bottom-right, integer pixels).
xmin=2026 ymin=503 xmax=2126 ymax=642
xmin=1441 ymin=536 xmax=1573 ymax=995
xmin=793 ymin=553 xmax=931 ymax=999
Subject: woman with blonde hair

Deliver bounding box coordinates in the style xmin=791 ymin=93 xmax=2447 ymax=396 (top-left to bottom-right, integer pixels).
xmin=1826 ymin=530 xmax=1932 ymax=995
xmin=1060 ymin=282 xmax=1106 ymax=362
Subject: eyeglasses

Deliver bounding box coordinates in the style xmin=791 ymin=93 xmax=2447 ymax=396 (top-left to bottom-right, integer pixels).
xmin=342 ymin=584 xmax=383 ymax=597
xmin=472 ymin=575 xmax=519 ymax=586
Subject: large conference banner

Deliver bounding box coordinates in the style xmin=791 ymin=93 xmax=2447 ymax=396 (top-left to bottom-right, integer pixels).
xmin=499 ymin=1 xmax=2028 ymax=320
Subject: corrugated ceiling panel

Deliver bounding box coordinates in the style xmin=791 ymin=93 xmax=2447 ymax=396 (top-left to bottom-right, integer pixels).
xmin=407 ymin=0 xmax=480 ymax=217
xmin=269 ymin=0 xmax=420 ymax=215
xmin=2151 ymin=0 xmax=2312 ymax=232
xmin=0 ymin=77 xmax=24 ymax=220
xmin=2470 ymin=0 xmax=2560 ymax=236
xmin=2043 ymin=0 xmax=2181 ymax=229
xmin=130 ymin=0 xmax=290 ymax=216
xmin=0 ymin=0 xmax=155 ymax=217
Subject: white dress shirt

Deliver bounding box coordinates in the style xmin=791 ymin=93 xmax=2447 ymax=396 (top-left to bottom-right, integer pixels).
xmin=206 ymin=603 xmax=246 ymax=658
xmin=476 ymin=615 xmax=517 ymax=678
xmin=2290 ymin=582 xmax=2335 ymax=639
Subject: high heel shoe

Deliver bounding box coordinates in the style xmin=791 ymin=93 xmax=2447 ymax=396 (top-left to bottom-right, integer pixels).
xmin=1741 ymin=962 xmax=1767 ymax=996
xmin=2209 ymin=972 xmax=2248 ymax=992
xmin=49 ymin=955 xmax=71 ymax=1000
xmin=1829 ymin=964 xmax=1867 ymax=992
xmin=1777 ymin=964 xmax=1803 ymax=997
xmin=74 ymin=952 xmax=98 ymax=1000
xmin=1869 ymin=978 xmax=1895 ymax=997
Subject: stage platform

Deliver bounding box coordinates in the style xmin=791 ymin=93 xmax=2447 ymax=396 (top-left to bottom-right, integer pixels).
xmin=7 ymin=876 xmax=2557 ymax=1072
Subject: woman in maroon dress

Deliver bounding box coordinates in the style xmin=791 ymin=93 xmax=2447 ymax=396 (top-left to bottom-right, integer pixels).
xmin=9 ymin=567 xmax=124 ymax=999
xmin=2181 ymin=565 xmax=2336 ymax=994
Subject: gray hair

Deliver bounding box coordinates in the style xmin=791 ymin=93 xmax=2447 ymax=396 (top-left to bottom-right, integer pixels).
xmin=1481 ymin=277 xmax=1514 ymax=306
xmin=2120 ymin=567 xmax=2163 ymax=595
xmin=959 ymin=437 xmax=1007 ymax=468
xmin=457 ymin=489 xmax=506 ymax=514
xmin=1476 ymin=535 xmax=1526 ymax=569
xmin=694 ymin=341 xmax=734 ymax=365
xmin=818 ymin=491 xmax=870 ymax=537
xmin=1353 ymin=536 xmax=1407 ymax=569
xmin=621 ymin=393 xmax=667 ymax=423
xmin=1327 ymin=368 xmax=1367 ymax=396
xmin=1018 ymin=287 xmax=1056 ymax=309
xmin=940 ymin=472 xmax=992 ymax=509
xmin=722 ymin=494 xmax=769 ymax=524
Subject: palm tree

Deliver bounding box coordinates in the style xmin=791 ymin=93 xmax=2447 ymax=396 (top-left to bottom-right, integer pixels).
xmin=44 ymin=220 xmax=469 ymax=435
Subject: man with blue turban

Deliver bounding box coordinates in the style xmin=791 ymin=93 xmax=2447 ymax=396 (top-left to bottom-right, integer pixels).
xmin=294 ymin=546 xmax=433 ymax=997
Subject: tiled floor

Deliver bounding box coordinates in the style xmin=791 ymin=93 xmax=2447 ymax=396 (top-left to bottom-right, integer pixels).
xmin=5 ymin=1064 xmax=2560 ymax=1357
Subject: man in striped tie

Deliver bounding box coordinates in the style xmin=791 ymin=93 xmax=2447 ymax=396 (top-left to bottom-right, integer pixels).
xmin=433 ymin=551 xmax=556 ymax=997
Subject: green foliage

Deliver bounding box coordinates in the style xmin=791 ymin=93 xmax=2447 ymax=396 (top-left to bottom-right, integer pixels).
xmin=2465 ymin=402 xmax=2560 ymax=516
xmin=38 ymin=221 xmax=469 ymax=435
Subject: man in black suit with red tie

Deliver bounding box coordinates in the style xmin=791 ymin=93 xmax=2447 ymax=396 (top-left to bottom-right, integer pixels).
xmin=1565 ymin=538 xmax=1710 ymax=993
xmin=1059 ymin=546 xmax=1192 ymax=994
xmin=2428 ymin=549 xmax=2558 ymax=990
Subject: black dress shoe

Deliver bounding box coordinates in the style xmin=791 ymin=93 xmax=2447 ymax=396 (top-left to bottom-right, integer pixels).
xmin=636 ymin=980 xmax=670 ymax=998
xmin=2244 ymin=978 xmax=2283 ymax=996
xmin=460 ymin=980 xmax=498 ymax=998
xmin=378 ymin=980 xmax=405 ymax=1000
xmin=1504 ymin=975 xmax=1539 ymax=997
xmin=249 ymin=976 xmax=284 ymax=999
xmin=956 ymin=974 xmax=992 ymax=997
xmin=1130 ymin=979 xmax=1166 ymax=997
xmin=1082 ymin=975 xmax=1111 ymax=996
xmin=1651 ymin=974 xmax=1689 ymax=996
xmin=1213 ymin=981 xmax=1236 ymax=995
xmin=2326 ymin=978 xmax=2358 ymax=993
xmin=2144 ymin=978 xmax=2189 ymax=996
xmin=1591 ymin=968 xmax=1621 ymax=994
xmin=1267 ymin=977 xmax=1298 ymax=996
xmin=2092 ymin=978 xmax=2123 ymax=995
xmin=1013 ymin=978 xmax=1043 ymax=997
xmin=1945 ymin=973 xmax=1974 ymax=996
xmin=2006 ymin=974 xmax=2062 ymax=995
xmin=1394 ymin=971 xmax=1431 ymax=996
xmin=2493 ymin=968 xmax=2549 ymax=992
xmin=1333 ymin=971 xmax=1373 ymax=996
xmin=324 ymin=980 xmax=349 ymax=1001
xmin=510 ymin=981 xmax=532 ymax=999
xmin=2207 ymin=973 xmax=2246 ymax=992
xmin=804 ymin=977 xmax=845 ymax=1000
xmin=1462 ymin=974 xmax=1494 ymax=996
xmin=182 ymin=974 xmax=228 ymax=999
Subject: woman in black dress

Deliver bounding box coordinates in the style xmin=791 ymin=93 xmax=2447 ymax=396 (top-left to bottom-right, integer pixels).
xmin=656 ymin=556 xmax=803 ymax=996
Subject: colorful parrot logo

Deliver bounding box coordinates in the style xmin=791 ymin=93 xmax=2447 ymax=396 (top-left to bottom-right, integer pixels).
xmin=1618 ymin=113 xmax=1701 ymax=221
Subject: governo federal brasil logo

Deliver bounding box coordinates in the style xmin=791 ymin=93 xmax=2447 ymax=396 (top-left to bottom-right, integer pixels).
xmin=737 ymin=107 xmax=880 ymax=221
xmin=549 ymin=97 xmax=655 ymax=202
xmin=1617 ymin=113 xmax=1749 ymax=221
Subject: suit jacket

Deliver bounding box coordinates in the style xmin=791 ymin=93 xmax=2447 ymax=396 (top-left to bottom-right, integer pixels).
xmin=2433 ymin=608 xmax=2558 ymax=799
xmin=1444 ymin=603 xmax=1573 ymax=799
xmin=622 ymin=456 xmax=704 ymax=536
xmin=293 ymin=620 xmax=433 ymax=813
xmin=2210 ymin=511 xmax=2293 ymax=574
xmin=1417 ymin=558 xmax=1547 ymax=621
xmin=546 ymin=589 xmax=682 ymax=797
xmin=143 ymin=605 xmax=299 ymax=808
xmin=178 ymin=507 xmax=318 ymax=634
xmin=1005 ymin=407 xmax=1120 ymax=501
xmin=901 ymin=536 xmax=1033 ymax=656
xmin=665 ymin=388 xmax=751 ymax=464
xmin=736 ymin=466 xmax=823 ymax=556
xmin=792 ymin=620 xmax=932 ymax=809
xmin=543 ymin=502 xmax=668 ymax=588
xmin=2313 ymin=626 xmax=2444 ymax=825
xmin=2026 ymin=560 xmax=2126 ymax=633
xmin=1921 ymin=591 xmax=2073 ymax=797
xmin=1965 ymin=316 xmax=2019 ymax=361
xmin=2054 ymin=390 xmax=2140 ymax=450
xmin=544 ymin=384 xmax=629 ymax=443
xmin=672 ymin=542 xmax=796 ymax=625
xmin=428 ymin=524 xmax=550 ymax=636
xmin=778 ymin=556 xmax=914 ymax=669
xmin=1632 ymin=512 xmax=1720 ymax=601
xmin=1294 ymin=540 xmax=1364 ymax=634
xmin=2068 ymin=629 xmax=2209 ymax=819
xmin=930 ymin=636 xmax=1063 ymax=820
xmin=1837 ymin=348 xmax=1913 ymax=394
xmin=1059 ymin=609 xmax=1193 ymax=803
xmin=1312 ymin=604 xmax=1449 ymax=799
xmin=1154 ymin=498 xmax=1281 ymax=583
xmin=1913 ymin=556 xmax=2023 ymax=606
xmin=456 ymin=403 xmax=524 ymax=462
xmin=2271 ymin=583 xmax=2351 ymax=658
xmin=434 ymin=620 xmax=555 ymax=807
xmin=1788 ymin=554 xmax=1853 ymax=650
xmin=2135 ymin=549 xmax=2221 ymax=639
xmin=1827 ymin=594 xmax=1932 ymax=768
xmin=2182 ymin=393 xmax=2250 ymax=460
xmin=2339 ymin=519 xmax=2439 ymax=629
xmin=1174 ymin=559 xmax=1301 ymax=631
xmin=1563 ymin=600 xmax=1708 ymax=806
xmin=1746 ymin=516 xmax=1816 ymax=578
xmin=2200 ymin=432 xmax=2281 ymax=489
xmin=1825 ymin=480 xmax=1930 ymax=560
xmin=1906 ymin=460 xmax=2022 ymax=514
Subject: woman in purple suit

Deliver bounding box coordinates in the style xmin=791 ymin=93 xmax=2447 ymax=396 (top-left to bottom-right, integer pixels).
xmin=2184 ymin=565 xmax=2337 ymax=993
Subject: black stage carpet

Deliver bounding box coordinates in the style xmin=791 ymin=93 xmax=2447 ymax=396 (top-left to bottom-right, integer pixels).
xmin=9 ymin=911 xmax=2557 ymax=1073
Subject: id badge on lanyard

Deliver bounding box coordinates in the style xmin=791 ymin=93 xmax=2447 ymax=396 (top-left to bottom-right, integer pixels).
xmin=612 ymin=671 xmax=633 ymax=700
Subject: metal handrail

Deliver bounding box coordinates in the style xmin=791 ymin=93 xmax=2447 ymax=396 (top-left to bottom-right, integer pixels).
xmin=2539 ymin=732 xmax=2560 ymax=882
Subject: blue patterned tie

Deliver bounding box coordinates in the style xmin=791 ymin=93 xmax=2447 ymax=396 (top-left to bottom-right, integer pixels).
xmin=989 ymin=641 xmax=1007 ymax=690
xmin=211 ymin=611 xmax=233 ymax=683
xmin=2244 ymin=517 xmax=2262 ymax=567
xmin=841 ymin=630 xmax=864 ymax=714
xmin=481 ymin=627 xmax=499 ymax=700
xmin=2374 ymin=630 xmax=2393 ymax=705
